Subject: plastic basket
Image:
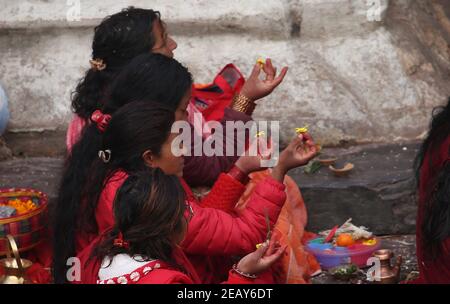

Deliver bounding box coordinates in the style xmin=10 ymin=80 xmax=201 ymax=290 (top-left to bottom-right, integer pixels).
xmin=0 ymin=188 xmax=48 ymax=255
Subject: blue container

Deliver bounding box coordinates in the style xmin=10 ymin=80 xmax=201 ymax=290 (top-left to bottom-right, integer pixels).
xmin=306 ymin=238 xmax=351 ymax=270
xmin=0 ymin=84 xmax=10 ymax=136
xmin=307 ymin=242 xmax=333 ymax=251
xmin=306 ymin=237 xmax=382 ymax=270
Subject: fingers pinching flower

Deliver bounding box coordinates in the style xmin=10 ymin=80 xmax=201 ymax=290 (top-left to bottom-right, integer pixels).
xmin=240 ymin=57 xmax=289 ymax=102
xmin=235 ymin=133 xmax=274 ymax=174
xmin=235 ymin=235 xmax=286 ymax=278
xmin=295 ymin=125 xmax=309 ymax=134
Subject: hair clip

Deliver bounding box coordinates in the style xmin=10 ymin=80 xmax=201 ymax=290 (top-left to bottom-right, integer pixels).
xmin=91 ymin=110 xmax=111 ymax=132
xmin=113 ymin=232 xmax=129 ymax=249
xmin=89 ymin=58 xmax=107 ymax=71
xmin=98 ymin=149 xmax=112 ymax=163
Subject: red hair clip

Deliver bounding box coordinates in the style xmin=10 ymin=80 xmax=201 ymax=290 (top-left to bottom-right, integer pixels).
xmin=113 ymin=232 xmax=129 ymax=249
xmin=91 ymin=110 xmax=111 ymax=132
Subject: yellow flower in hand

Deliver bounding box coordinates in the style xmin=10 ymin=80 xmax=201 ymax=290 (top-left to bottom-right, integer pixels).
xmin=295 ymin=125 xmax=309 ymax=134
xmin=256 ymin=58 xmax=265 ymax=69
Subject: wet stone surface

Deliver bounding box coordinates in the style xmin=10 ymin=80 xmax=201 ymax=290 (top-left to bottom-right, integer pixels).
xmin=3 ymin=131 xmax=67 ymax=158
xmin=0 ymin=141 xmax=420 ymax=243
xmin=290 ymin=142 xmax=420 ymax=235
xmin=0 ymin=142 xmax=420 ymax=235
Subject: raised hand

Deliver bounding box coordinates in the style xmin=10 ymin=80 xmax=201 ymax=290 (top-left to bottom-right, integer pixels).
xmin=240 ymin=58 xmax=288 ymax=101
xmin=234 ymin=135 xmax=273 ymax=174
xmin=271 ymin=132 xmax=319 ymax=181
xmin=235 ymin=236 xmax=287 ymax=276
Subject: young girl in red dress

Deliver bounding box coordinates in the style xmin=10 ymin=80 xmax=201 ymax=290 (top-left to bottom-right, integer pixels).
xmin=91 ymin=169 xmax=286 ymax=284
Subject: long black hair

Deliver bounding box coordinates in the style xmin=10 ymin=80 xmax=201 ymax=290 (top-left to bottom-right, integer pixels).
xmin=52 ymin=101 xmax=176 ymax=283
xmin=93 ymin=169 xmax=186 ymax=269
xmin=415 ymin=97 xmax=450 ymax=259
xmin=105 ymin=53 xmax=192 ymax=113
xmin=72 ymin=7 xmax=161 ymax=119
xmin=53 ymin=54 xmax=191 ymax=283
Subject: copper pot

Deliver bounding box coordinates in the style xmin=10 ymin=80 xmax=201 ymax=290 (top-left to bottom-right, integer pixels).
xmin=372 ymin=249 xmax=402 ymax=284
xmin=0 ymin=235 xmax=33 ymax=284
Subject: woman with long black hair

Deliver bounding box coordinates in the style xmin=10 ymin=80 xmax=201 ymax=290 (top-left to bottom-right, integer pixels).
xmin=54 ymin=98 xmax=317 ymax=283
xmin=413 ymin=97 xmax=450 ymax=283
xmin=67 ymin=6 xmax=287 ymax=186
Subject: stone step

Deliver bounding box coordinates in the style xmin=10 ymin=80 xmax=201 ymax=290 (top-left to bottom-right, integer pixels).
xmin=3 ymin=131 xmax=66 ymax=158
xmin=4 ymin=1 xmax=450 ymax=146
xmin=0 ymin=1 xmax=290 ymax=36
xmin=0 ymin=140 xmax=419 ymax=235
xmin=0 ymin=0 xmax=383 ymax=37
xmin=293 ymin=142 xmax=419 ymax=235
xmin=0 ymin=157 xmax=64 ymax=204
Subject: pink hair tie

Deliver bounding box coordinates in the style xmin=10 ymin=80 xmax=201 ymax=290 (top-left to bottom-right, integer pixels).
xmin=91 ymin=110 xmax=111 ymax=132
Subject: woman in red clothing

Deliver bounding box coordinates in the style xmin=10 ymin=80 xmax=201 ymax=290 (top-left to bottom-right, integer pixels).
xmin=413 ymin=97 xmax=450 ymax=284
xmin=53 ymin=54 xmax=260 ymax=282
xmin=68 ymin=101 xmax=317 ymax=284
xmin=52 ymin=54 xmax=193 ymax=281
xmin=59 ymin=6 xmax=318 ymax=282
xmin=67 ymin=6 xmax=287 ymax=182
xmin=91 ymin=169 xmax=286 ymax=284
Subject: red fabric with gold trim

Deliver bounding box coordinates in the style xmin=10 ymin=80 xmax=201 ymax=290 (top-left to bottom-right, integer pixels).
xmin=191 ymin=64 xmax=245 ymax=122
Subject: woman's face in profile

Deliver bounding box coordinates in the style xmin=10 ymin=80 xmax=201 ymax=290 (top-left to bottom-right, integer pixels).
xmin=151 ymin=20 xmax=178 ymax=58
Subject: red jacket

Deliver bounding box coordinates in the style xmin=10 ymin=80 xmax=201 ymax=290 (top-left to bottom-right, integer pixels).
xmin=180 ymin=176 xmax=285 ymax=255
xmin=75 ymin=171 xmax=286 ymax=283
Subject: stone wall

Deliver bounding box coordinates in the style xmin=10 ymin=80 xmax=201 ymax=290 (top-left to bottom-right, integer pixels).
xmin=0 ymin=0 xmax=449 ymax=145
